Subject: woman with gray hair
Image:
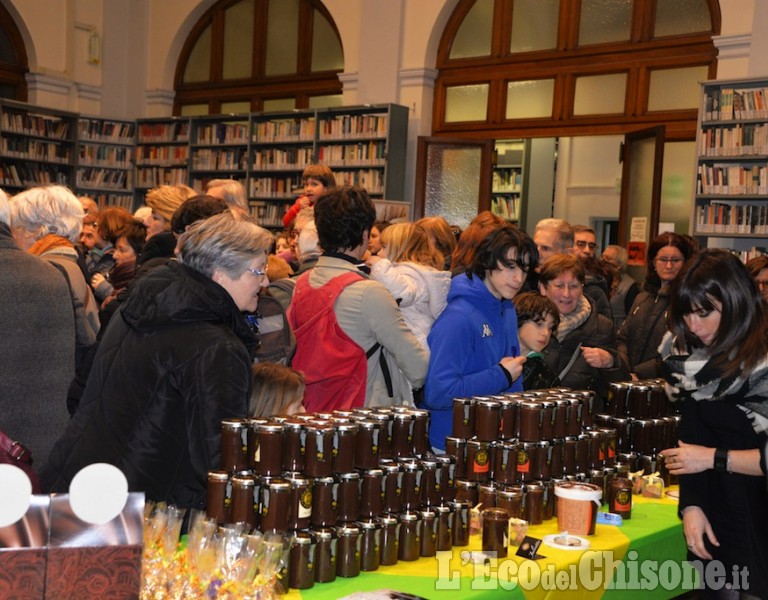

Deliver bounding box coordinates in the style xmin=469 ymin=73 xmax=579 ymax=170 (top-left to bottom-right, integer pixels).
xmin=41 ymin=210 xmax=273 ymax=511
xmin=10 ymin=185 xmax=100 ymax=366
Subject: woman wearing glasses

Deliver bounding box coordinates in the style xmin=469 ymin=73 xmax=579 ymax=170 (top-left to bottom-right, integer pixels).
xmin=42 ymin=211 xmax=273 ymax=512
xmin=617 ymin=232 xmax=695 ymax=380
xmin=538 ymin=253 xmax=629 ymax=410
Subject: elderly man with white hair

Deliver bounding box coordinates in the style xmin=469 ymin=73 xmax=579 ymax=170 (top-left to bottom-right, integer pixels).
xmin=0 ymin=187 xmax=75 ymax=471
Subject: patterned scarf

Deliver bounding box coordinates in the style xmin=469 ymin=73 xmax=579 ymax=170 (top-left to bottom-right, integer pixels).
xmin=28 ymin=234 xmax=73 ymax=256
xmin=555 ymin=295 xmax=591 ymax=342
xmin=658 ymin=331 xmax=768 ymax=434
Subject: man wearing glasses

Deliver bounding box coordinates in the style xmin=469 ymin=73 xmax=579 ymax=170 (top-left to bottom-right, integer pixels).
xmin=573 ymin=225 xmax=598 ymax=259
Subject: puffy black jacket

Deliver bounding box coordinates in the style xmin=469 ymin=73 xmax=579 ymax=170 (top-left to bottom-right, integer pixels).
xmin=616 ymin=283 xmax=670 ymax=379
xmin=41 ymin=261 xmax=257 ymax=509
xmin=541 ymin=296 xmax=629 ymax=410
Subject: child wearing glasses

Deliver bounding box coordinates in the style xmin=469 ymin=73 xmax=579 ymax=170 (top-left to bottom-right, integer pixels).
xmin=422 ymin=224 xmax=536 ymax=451
xmin=617 ymin=232 xmax=695 ymax=380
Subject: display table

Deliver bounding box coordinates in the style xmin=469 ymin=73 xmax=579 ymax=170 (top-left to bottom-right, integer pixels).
xmin=287 ymin=492 xmax=696 ymax=600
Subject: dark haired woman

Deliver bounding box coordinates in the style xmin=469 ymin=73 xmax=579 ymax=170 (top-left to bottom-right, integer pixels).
xmin=659 ymin=249 xmax=768 ymax=598
xmin=617 ymin=232 xmax=695 ymax=379
xmin=424 ymin=224 xmax=535 ymax=450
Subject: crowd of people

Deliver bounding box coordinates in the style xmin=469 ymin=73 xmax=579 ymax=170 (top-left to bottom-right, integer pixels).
xmin=1 ymin=165 xmax=767 ymax=597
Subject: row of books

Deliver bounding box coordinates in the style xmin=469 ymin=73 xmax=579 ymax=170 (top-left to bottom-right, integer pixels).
xmin=491 ymin=195 xmax=520 ymax=221
xmin=492 ymin=169 xmax=522 ymax=193
xmin=315 ymin=141 xmax=387 ymax=166
xmin=1 ymin=138 xmax=71 ymax=163
xmin=191 ymin=149 xmax=248 ymax=171
xmin=318 ymin=114 xmax=388 ymax=140
xmin=699 ymin=123 xmax=768 ymax=157
xmin=694 ymin=202 xmax=768 ymax=234
xmin=1 ymin=112 xmax=71 ymax=140
xmin=194 ymin=123 xmax=249 ymax=145
xmin=0 ymin=162 xmax=70 ymax=187
xmin=248 ymin=200 xmax=291 ymax=228
xmin=78 ymin=119 xmax=136 ymax=142
xmin=138 ymin=122 xmax=190 ymax=143
xmin=697 ymin=163 xmax=768 ymax=195
xmin=252 ymin=119 xmax=316 ymax=143
xmin=77 ymin=168 xmax=132 ymax=190
xmin=249 ymin=176 xmax=302 ymax=198
xmin=135 ymin=167 xmax=188 ymax=188
xmin=333 ymin=169 xmax=385 ymax=194
xmin=91 ymin=193 xmax=134 ymax=210
xmin=135 ymin=145 xmax=189 ymax=165
xmin=79 ymin=145 xmax=133 ymax=168
xmin=252 ymin=147 xmax=315 ymax=170
xmin=704 ymin=87 xmax=768 ymax=122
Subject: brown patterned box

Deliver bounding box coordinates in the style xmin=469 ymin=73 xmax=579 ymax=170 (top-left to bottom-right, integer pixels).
xmin=0 ymin=495 xmax=50 ymax=600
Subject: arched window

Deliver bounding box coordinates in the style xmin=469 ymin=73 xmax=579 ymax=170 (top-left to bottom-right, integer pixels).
xmin=0 ymin=4 xmax=28 ymax=101
xmin=175 ymin=0 xmax=343 ymax=115
xmin=434 ymin=0 xmax=720 ymax=140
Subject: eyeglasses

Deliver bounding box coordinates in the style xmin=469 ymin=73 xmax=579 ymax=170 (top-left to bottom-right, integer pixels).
xmin=575 ymin=240 xmax=598 ymax=250
xmin=654 ymin=257 xmax=684 ymax=265
xmin=547 ymin=281 xmax=583 ymax=292
xmin=756 ymin=280 xmax=768 ymax=288
xmin=246 ymin=265 xmax=269 ymax=279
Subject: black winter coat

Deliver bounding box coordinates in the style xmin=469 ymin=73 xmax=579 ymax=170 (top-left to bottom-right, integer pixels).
xmin=41 ymin=261 xmax=257 ymax=509
xmin=541 ymin=296 xmax=629 ymax=410
xmin=616 ymin=284 xmax=670 ymax=379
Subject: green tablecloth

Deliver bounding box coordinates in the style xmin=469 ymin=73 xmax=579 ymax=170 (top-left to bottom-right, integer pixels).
xmin=287 ymin=491 xmax=697 ymax=599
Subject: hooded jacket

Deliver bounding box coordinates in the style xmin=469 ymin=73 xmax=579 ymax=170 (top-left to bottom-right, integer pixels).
xmin=423 ymin=273 xmax=523 ymax=450
xmin=41 ymin=261 xmax=257 ymax=510
xmin=617 ymin=283 xmax=671 ymax=379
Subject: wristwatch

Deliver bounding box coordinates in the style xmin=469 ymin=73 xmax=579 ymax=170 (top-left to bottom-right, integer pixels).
xmin=713 ymin=448 xmax=729 ymax=473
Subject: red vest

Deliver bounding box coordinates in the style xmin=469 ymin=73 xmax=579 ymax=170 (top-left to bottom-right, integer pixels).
xmin=287 ymin=271 xmax=368 ymax=413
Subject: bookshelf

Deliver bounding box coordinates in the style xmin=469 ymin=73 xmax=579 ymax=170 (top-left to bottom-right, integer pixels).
xmin=76 ymin=116 xmax=136 ymax=210
xmin=189 ymin=114 xmax=250 ymax=196
xmin=0 ymin=100 xmax=77 ymax=193
xmin=693 ymin=77 xmax=768 ymax=260
xmin=491 ymin=139 xmax=529 ymax=224
xmin=135 ymin=117 xmax=191 ymax=197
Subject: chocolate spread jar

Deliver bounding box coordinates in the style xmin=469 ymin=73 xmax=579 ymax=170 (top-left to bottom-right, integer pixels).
xmin=305 ymin=422 xmax=335 ymax=478
xmin=631 ymin=419 xmax=655 ymax=455
xmin=260 ymin=478 xmax=290 ymax=533
xmin=230 ymin=473 xmax=258 ymax=529
xmin=399 ymin=459 xmax=422 ymax=511
xmin=628 ymin=384 xmax=651 ymax=418
xmin=359 ymin=468 xmax=384 ymax=519
xmin=378 ymin=514 xmax=400 ymax=565
xmin=206 ymin=470 xmax=231 ymax=524
xmin=419 ymin=458 xmax=440 ymax=506
xmin=563 ymin=436 xmax=578 ymax=475
xmin=497 ymin=396 xmax=518 ymax=440
xmin=380 ymin=462 xmax=403 ymax=514
xmin=357 ymin=519 xmax=381 ymax=572
xmin=481 ymin=507 xmax=510 ymax=557
xmin=539 ymin=399 xmax=556 ymax=441
xmin=454 ymin=479 xmax=478 ymax=507
xmin=332 ymin=422 xmax=358 ymax=474
xmin=369 ymin=410 xmax=393 ymax=460
xmin=449 ymin=500 xmax=471 ymax=547
xmin=354 ymin=420 xmax=381 ymax=469
xmin=553 ymin=399 xmax=570 ymax=438
xmin=550 ymin=437 xmax=565 ymax=478
xmin=518 ymin=401 xmax=544 ymax=442
xmin=282 ymin=419 xmax=306 ymax=473
xmin=312 ymin=527 xmax=337 ymax=583
xmin=532 ymin=440 xmax=552 ymax=481
xmin=246 ymin=418 xmax=268 ymax=471
xmin=410 ymin=409 xmax=431 ymax=457
xmin=398 ymin=511 xmax=421 ymax=561
xmin=465 ymin=439 xmax=492 ymax=482
xmin=286 ymin=475 xmax=313 ymax=530
xmin=478 ymin=482 xmax=497 ymax=510
xmin=221 ymin=419 xmax=248 ymax=472
xmin=390 ymin=412 xmax=414 ymax=460
xmin=576 ymin=433 xmax=591 ymax=473
xmin=516 ymin=441 xmax=537 ymax=483
xmin=474 ymin=398 xmax=501 ymax=442
xmin=492 ymin=441 xmax=519 ymax=485
xmin=452 ymin=398 xmax=476 ymax=439
xmin=288 ymin=531 xmax=316 ymax=589
xmin=434 ymin=504 xmax=453 ymax=551
xmin=566 ymin=398 xmax=583 ymax=437
xmin=336 ymin=524 xmax=361 ymax=578
xmin=524 ymin=482 xmax=544 ymax=525
xmin=444 ymin=437 xmax=467 ymax=480
xmin=598 ymin=427 xmax=617 ymax=467
xmin=435 ymin=454 xmax=456 ymax=504
xmin=418 ymin=508 xmax=437 ymax=557
xmin=255 ymin=422 xmax=285 ymax=477
xmin=336 ymin=472 xmax=361 ymax=523
xmin=496 ymin=485 xmax=522 ymax=520
xmin=311 ymin=476 xmax=338 ymax=527
xmin=607 ymin=382 xmax=629 ymax=417
xmin=606 ymin=476 xmax=632 ymax=520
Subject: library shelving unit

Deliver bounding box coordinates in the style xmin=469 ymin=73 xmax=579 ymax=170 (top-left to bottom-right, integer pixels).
xmin=692 ymin=77 xmax=768 ymax=261
xmin=491 ymin=139 xmax=530 ymax=224
xmin=189 ymin=114 xmax=250 ymax=197
xmin=135 ymin=117 xmax=191 ymax=200
xmin=0 ymin=100 xmax=77 ymax=194
xmin=76 ymin=116 xmax=136 ymax=210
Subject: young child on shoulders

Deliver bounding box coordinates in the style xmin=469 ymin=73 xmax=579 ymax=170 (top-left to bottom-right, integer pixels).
xmin=367 ymin=221 xmax=451 ymax=349
xmin=513 ymin=291 xmax=561 ymax=390
xmin=249 ymin=362 xmax=306 ymax=418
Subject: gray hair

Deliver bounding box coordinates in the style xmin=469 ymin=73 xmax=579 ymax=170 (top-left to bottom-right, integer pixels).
xmin=0 ymin=188 xmax=9 ymax=225
xmin=534 ymin=218 xmax=574 ymax=252
xmin=10 ymin=185 xmax=84 ymax=243
xmin=177 ymin=210 xmax=272 ymax=277
xmin=205 ymin=179 xmax=248 ymax=211
xmin=604 ymin=244 xmax=629 ymax=270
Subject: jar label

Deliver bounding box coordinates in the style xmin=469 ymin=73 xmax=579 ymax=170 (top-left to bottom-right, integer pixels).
xmin=473 ymin=449 xmax=490 ymax=473
xmin=517 ymin=449 xmax=530 ymax=473
xmin=299 ymin=489 xmax=313 ymax=518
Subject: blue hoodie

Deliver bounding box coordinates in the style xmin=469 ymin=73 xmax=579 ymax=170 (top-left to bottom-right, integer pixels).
xmin=422 ymin=272 xmax=523 ymax=450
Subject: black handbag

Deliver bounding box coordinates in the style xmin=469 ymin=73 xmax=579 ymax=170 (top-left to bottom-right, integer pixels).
xmin=0 ymin=429 xmax=41 ymax=493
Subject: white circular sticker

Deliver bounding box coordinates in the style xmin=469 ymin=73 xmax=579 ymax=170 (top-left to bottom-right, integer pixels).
xmin=0 ymin=464 xmax=33 ymax=527
xmin=69 ymin=463 xmax=128 ymax=524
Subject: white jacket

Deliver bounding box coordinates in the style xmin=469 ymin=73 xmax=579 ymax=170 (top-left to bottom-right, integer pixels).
xmin=370 ymin=259 xmax=451 ymax=349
